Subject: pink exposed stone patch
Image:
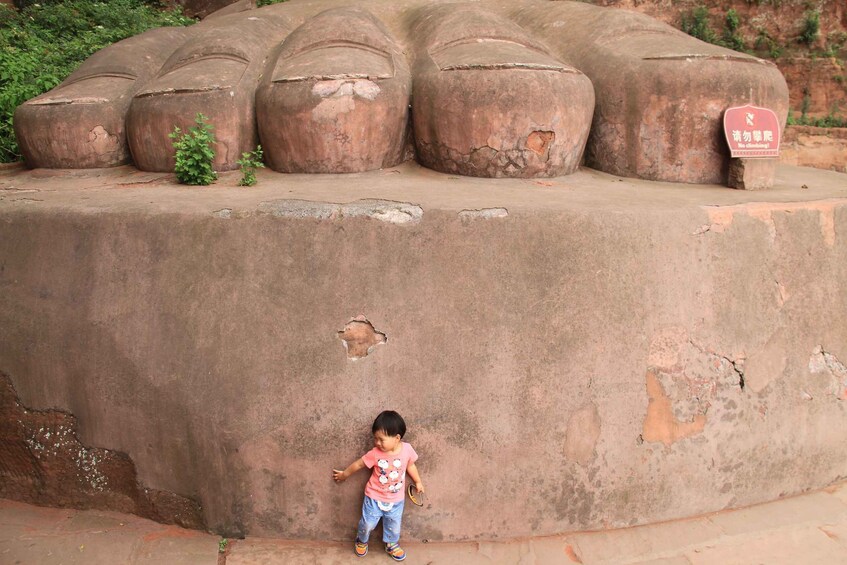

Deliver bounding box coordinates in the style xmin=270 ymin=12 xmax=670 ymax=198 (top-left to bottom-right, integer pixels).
xmin=643 ymin=331 xmax=746 ymax=446
xmin=338 ymin=316 xmax=386 ymax=359
xmin=526 ymin=130 xmax=554 ymax=156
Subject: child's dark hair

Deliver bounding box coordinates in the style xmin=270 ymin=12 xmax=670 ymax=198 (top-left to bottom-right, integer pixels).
xmin=372 ymin=410 xmax=406 ymax=438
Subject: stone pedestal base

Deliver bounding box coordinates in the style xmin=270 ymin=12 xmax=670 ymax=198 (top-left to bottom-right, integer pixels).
xmin=727 ymin=158 xmax=777 ymax=190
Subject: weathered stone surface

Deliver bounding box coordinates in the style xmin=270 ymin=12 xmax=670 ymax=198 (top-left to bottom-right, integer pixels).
xmin=727 ymin=157 xmax=777 ymax=190
xmin=781 ymin=125 xmax=847 ymax=173
xmin=512 ymin=1 xmax=789 ymax=184
xmin=564 ymin=403 xmax=601 ymax=465
xmin=126 ymin=13 xmax=291 ymax=172
xmin=256 ymin=8 xmax=411 ymax=173
xmin=1 ymin=163 xmax=845 ymax=541
xmin=0 ymin=372 xmax=204 ymax=530
xmin=411 ymin=4 xmax=594 ymax=177
xmin=14 ymin=27 xmax=191 ymax=168
xmin=14 ymin=0 xmax=790 ymax=183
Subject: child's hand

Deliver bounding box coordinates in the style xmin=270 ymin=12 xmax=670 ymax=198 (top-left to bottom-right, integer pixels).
xmin=414 ymin=482 xmax=424 ymax=493
xmin=332 ymin=469 xmax=347 ymax=482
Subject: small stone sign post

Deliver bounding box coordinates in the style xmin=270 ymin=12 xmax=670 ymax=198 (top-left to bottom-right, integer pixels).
xmin=723 ymin=104 xmax=781 ymax=190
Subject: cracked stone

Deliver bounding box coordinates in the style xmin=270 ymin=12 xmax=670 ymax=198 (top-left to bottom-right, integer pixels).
xmin=340 ymin=200 xmax=423 ymax=225
xmin=809 ymin=346 xmax=847 ymax=400
xmin=337 ymin=316 xmax=386 ymax=360
xmin=458 ymin=208 xmax=509 ymax=220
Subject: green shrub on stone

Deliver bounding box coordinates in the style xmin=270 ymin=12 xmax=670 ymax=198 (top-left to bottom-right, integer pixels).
xmin=170 ymin=113 xmax=217 ymax=186
xmin=800 ymin=9 xmax=820 ymax=45
xmin=237 ymin=145 xmax=264 ymax=187
xmin=681 ymin=6 xmax=717 ymax=45
xmin=722 ymin=9 xmax=745 ymax=51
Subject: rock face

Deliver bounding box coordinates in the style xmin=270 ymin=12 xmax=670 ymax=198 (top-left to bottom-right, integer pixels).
xmin=1 ymin=166 xmax=846 ymax=540
xmin=14 ymin=0 xmax=789 ymax=184
xmin=512 ymin=3 xmax=787 ymax=184
xmin=13 ymin=27 xmax=191 ymax=169
xmin=778 ymin=57 xmax=847 ymax=118
xmin=781 ymin=125 xmax=847 ymax=173
xmin=0 ymin=372 xmax=204 ymax=531
xmin=591 ymin=0 xmax=847 ymax=118
xmin=256 ymin=8 xmax=411 ymax=173
xmin=411 ymin=4 xmax=594 ymax=178
xmin=126 ymin=13 xmax=292 ymax=173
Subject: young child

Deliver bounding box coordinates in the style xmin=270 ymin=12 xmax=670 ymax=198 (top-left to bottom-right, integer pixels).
xmin=333 ymin=410 xmax=424 ymax=561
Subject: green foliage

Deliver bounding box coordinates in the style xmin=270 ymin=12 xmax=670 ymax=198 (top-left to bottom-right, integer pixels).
xmin=218 ymin=538 xmax=228 ymax=554
xmin=0 ymin=0 xmax=193 ymax=163
xmin=170 ymin=113 xmax=217 ymax=186
xmin=813 ymin=113 xmax=847 ymax=128
xmin=785 ymin=93 xmax=847 ymax=129
xmin=681 ymin=7 xmax=717 ymax=44
xmin=722 ymin=9 xmax=745 ymax=51
xmin=787 ymin=109 xmax=847 ymax=128
xmin=821 ymin=31 xmax=847 ymax=58
xmin=799 ymin=9 xmax=820 ymax=46
xmin=682 ymin=7 xmax=746 ymax=53
xmin=801 ymin=91 xmax=811 ymax=120
xmin=755 ymin=29 xmax=782 ymax=59
xmin=256 ymin=0 xmax=286 ymax=6
xmin=237 ymin=145 xmax=264 ymax=187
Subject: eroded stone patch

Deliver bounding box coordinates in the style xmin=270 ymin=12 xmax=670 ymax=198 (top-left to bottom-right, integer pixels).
xmin=87 ymin=125 xmax=119 ymax=156
xmin=643 ymin=331 xmax=746 ymax=446
xmin=703 ymin=200 xmax=842 ymax=246
xmin=416 ymin=140 xmax=555 ymax=178
xmin=257 ymin=199 xmax=422 ymax=225
xmin=341 ymin=200 xmax=422 ymax=225
xmin=809 ymin=346 xmax=847 ymax=400
xmin=642 ymin=368 xmax=708 ymax=446
xmin=458 ymin=208 xmax=509 ymax=221
xmin=564 ymin=402 xmax=601 ymax=465
xmin=0 ymin=372 xmax=204 ymax=529
xmin=338 ymin=316 xmax=386 ymax=360
xmin=743 ymin=331 xmax=788 ymax=393
xmin=526 ymin=130 xmax=555 ymax=156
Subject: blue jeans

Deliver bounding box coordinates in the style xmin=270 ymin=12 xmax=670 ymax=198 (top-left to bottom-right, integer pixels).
xmin=356 ymin=495 xmax=405 ymax=544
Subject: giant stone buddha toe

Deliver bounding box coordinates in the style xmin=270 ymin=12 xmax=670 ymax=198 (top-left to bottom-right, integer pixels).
xmin=13 ymin=0 xmax=789 ymax=183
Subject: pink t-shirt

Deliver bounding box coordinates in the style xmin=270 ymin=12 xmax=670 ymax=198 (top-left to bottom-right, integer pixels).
xmin=361 ymin=442 xmax=418 ymax=503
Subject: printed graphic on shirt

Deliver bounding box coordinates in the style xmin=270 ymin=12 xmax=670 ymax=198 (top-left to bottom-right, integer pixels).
xmin=377 ymin=458 xmax=405 ymax=494
xmin=363 ymin=443 xmax=417 ymax=502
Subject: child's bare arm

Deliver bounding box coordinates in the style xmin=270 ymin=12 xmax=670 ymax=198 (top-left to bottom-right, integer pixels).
xmin=407 ymin=462 xmax=424 ymax=492
xmin=332 ymin=458 xmax=366 ymax=482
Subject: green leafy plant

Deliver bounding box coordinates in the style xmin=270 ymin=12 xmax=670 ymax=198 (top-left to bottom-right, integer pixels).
xmin=800 ymin=90 xmax=811 ymax=122
xmin=799 ymin=9 xmax=820 ymax=46
xmin=722 ymin=9 xmax=745 ymax=51
xmin=681 ymin=6 xmax=747 ymax=52
xmin=169 ymin=113 xmax=217 ymax=186
xmin=681 ymin=6 xmax=717 ymax=44
xmin=237 ymin=145 xmax=264 ymax=186
xmin=218 ymin=538 xmax=228 ymax=554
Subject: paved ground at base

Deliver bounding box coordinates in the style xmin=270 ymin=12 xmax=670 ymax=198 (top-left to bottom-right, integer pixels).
xmin=2 ymin=481 xmax=846 ymax=564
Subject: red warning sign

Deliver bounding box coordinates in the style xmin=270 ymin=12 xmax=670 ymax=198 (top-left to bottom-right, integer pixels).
xmin=723 ymin=105 xmax=781 ymax=158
